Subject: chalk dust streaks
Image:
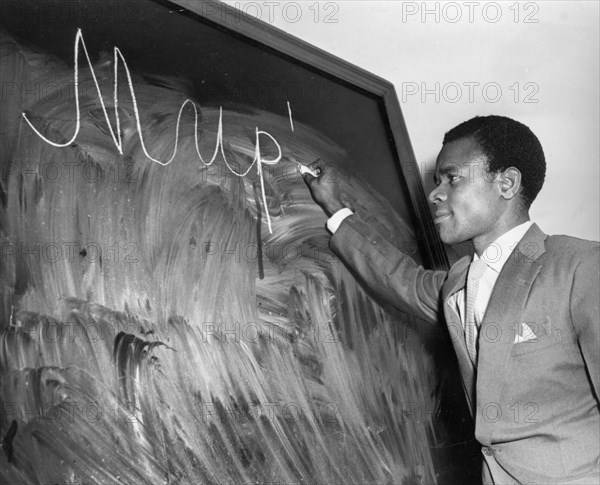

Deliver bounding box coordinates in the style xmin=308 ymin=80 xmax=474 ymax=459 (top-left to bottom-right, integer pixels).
xmin=0 ymin=30 xmax=438 ymax=483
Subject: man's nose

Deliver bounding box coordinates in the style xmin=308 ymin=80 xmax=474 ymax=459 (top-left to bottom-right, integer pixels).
xmin=428 ymin=185 xmax=446 ymax=204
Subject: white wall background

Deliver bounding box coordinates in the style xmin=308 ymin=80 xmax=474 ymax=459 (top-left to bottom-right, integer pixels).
xmin=223 ymin=0 xmax=599 ymax=241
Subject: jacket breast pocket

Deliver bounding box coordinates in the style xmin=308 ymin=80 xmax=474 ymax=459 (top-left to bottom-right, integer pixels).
xmin=510 ymin=331 xmax=562 ymax=357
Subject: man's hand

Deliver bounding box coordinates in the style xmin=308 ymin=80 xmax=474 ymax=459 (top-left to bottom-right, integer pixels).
xmin=302 ymin=159 xmax=353 ymax=216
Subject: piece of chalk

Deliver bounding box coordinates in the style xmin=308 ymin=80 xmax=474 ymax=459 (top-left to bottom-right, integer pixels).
xmin=298 ymin=164 xmax=320 ymax=177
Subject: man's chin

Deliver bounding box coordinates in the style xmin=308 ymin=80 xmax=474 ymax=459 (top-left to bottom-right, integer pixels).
xmin=438 ymin=229 xmax=462 ymax=246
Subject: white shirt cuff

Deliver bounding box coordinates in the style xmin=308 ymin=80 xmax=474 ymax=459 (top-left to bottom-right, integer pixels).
xmin=326 ymin=208 xmax=354 ymax=233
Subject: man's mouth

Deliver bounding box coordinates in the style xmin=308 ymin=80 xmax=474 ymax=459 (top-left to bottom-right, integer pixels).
xmin=434 ymin=212 xmax=452 ymax=224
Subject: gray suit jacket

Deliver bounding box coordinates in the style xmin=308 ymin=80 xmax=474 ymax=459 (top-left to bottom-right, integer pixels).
xmin=331 ymin=215 xmax=599 ymax=484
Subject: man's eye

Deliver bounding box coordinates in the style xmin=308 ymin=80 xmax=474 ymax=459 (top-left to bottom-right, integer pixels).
xmin=448 ymin=174 xmax=460 ymax=183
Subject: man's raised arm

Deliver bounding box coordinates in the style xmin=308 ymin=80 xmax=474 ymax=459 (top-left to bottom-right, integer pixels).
xmin=303 ymin=159 xmax=447 ymax=324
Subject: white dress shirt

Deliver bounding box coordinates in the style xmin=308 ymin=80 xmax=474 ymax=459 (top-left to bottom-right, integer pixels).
xmin=449 ymin=221 xmax=533 ymax=326
xmin=326 ymin=207 xmax=354 ymax=233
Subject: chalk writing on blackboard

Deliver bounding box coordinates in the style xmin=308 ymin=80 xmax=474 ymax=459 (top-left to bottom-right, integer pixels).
xmin=21 ymin=29 xmax=283 ymax=233
xmin=287 ymin=101 xmax=295 ymax=132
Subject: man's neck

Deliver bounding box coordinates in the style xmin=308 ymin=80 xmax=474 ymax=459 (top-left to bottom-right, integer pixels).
xmin=473 ymin=215 xmax=531 ymax=257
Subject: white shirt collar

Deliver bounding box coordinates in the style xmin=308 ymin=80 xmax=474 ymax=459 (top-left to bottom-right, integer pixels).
xmin=473 ymin=221 xmax=534 ymax=274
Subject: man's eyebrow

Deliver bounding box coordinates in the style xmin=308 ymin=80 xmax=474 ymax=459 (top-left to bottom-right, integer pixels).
xmin=438 ymin=165 xmax=458 ymax=175
xmin=436 ymin=166 xmax=454 ymax=179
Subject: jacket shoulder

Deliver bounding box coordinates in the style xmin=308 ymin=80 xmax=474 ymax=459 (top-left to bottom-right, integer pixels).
xmin=540 ymin=235 xmax=599 ymax=273
xmin=544 ymin=234 xmax=599 ymax=256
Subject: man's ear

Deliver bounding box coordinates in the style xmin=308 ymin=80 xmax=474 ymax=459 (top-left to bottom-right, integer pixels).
xmin=499 ymin=167 xmax=522 ymax=200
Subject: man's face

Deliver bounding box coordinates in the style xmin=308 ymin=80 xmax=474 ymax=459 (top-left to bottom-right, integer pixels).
xmin=428 ymin=138 xmax=505 ymax=246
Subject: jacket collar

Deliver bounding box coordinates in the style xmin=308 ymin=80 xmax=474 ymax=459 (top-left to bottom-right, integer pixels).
xmin=443 ymin=254 xmax=471 ymax=302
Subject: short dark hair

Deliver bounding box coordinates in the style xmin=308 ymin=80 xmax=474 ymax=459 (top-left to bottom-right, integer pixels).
xmin=443 ymin=115 xmax=546 ymax=208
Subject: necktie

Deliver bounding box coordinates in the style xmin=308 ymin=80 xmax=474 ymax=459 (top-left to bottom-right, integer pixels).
xmin=465 ymin=258 xmax=488 ymax=364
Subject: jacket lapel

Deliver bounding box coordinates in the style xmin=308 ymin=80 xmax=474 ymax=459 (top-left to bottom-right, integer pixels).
xmin=442 ymin=255 xmax=477 ymax=412
xmin=475 ymin=224 xmax=547 ymax=444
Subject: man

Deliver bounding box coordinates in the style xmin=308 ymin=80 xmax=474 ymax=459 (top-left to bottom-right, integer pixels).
xmin=303 ymin=115 xmax=599 ymax=484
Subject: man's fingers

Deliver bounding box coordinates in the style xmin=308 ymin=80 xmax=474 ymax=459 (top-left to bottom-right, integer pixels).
xmin=302 ymin=172 xmax=316 ymax=184
xmin=309 ymin=158 xmax=324 ymax=176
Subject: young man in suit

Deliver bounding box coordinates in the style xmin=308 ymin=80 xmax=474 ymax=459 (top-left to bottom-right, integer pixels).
xmin=303 ymin=115 xmax=599 ymax=484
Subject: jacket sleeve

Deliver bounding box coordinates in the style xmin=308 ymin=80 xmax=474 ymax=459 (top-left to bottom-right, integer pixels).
xmin=330 ymin=213 xmax=448 ymax=324
xmin=571 ymin=243 xmax=600 ymax=401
